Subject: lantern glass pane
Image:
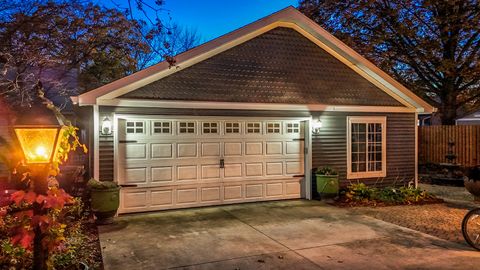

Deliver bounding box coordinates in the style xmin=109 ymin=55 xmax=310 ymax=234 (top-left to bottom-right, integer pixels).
xmin=15 ymin=128 xmax=59 ymax=163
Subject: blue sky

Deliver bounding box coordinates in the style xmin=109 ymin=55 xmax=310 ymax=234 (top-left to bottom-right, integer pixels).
xmin=110 ymin=0 xmax=299 ymax=42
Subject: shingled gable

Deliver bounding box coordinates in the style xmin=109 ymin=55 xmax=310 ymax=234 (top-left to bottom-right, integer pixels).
xmin=73 ymin=6 xmax=435 ymax=113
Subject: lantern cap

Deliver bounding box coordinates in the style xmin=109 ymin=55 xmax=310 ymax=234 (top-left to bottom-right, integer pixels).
xmin=14 ymin=103 xmax=64 ymax=127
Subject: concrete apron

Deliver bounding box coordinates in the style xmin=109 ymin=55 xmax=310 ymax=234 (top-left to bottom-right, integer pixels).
xmin=98 ymin=200 xmax=480 ymax=270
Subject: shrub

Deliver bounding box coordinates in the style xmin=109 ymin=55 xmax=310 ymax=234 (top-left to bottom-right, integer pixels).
xmin=343 ymin=182 xmax=435 ymax=205
xmin=87 ymin=178 xmax=119 ymax=189
xmin=316 ymin=166 xmax=338 ymax=176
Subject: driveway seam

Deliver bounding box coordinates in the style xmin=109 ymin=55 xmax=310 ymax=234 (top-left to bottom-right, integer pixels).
xmin=221 ymin=208 xmax=325 ymax=270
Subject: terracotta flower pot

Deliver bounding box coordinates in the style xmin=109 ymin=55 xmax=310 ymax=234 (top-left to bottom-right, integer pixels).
xmin=464 ymin=178 xmax=480 ymax=202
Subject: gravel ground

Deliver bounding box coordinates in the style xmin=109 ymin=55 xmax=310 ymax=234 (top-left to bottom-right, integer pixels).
xmin=350 ymin=184 xmax=478 ymax=245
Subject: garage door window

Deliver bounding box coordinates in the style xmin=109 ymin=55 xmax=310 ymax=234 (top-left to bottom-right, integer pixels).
xmin=153 ymin=121 xmax=171 ymax=134
xmin=202 ymin=122 xmax=219 ymax=134
xmin=266 ymin=122 xmax=281 ymax=134
xmin=347 ymin=116 xmax=386 ymax=179
xmin=246 ymin=122 xmax=261 ymax=134
xmin=286 ymin=123 xmax=300 ymax=134
xmin=225 ymin=122 xmax=241 ymax=134
xmin=178 ymin=122 xmax=195 ymax=134
xmin=126 ymin=121 xmax=144 ymax=134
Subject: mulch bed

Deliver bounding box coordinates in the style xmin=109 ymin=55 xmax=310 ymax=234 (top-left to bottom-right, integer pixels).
xmin=331 ymin=196 xmax=444 ymax=208
xmin=78 ymin=215 xmax=104 ymax=270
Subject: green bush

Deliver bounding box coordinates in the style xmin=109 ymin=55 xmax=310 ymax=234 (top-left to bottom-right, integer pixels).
xmin=344 ymin=183 xmax=433 ymax=204
xmin=316 ymin=166 xmax=338 ymax=176
xmin=87 ymin=178 xmax=119 ymax=189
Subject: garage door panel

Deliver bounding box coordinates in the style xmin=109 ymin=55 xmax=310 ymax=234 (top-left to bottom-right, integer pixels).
xmin=118 ymin=117 xmax=305 ymax=213
xmin=245 ymin=163 xmax=263 ymax=176
xmin=286 ymin=181 xmax=301 ymax=195
xmin=266 ymin=182 xmax=283 ymax=197
xmin=177 ymin=143 xmax=197 ymax=157
xmin=224 ymin=163 xmax=242 ymax=178
xmin=151 ymin=190 xmax=173 ymax=206
xmin=201 ymin=187 xmax=221 ymax=202
xmin=122 ymin=190 xmax=148 ymax=208
xmin=151 ymin=143 xmax=173 ymax=158
xmin=177 ymin=165 xmax=198 ymax=181
xmin=224 ymin=185 xmax=243 ymax=200
xmin=245 ymin=142 xmax=263 ymax=155
xmin=246 ymin=184 xmax=263 ymax=198
xmin=286 ymin=161 xmax=303 ymax=175
xmin=201 ymin=164 xmax=221 ymax=179
xmin=224 ymin=142 xmax=242 ymax=156
xmin=266 ymin=162 xmax=283 ymax=176
xmin=286 ymin=141 xmax=302 ymax=155
xmin=124 ymin=168 xmax=147 ymax=184
xmin=266 ymin=142 xmax=283 ymax=155
xmin=121 ymin=143 xmax=147 ymax=159
xmin=151 ymin=166 xmax=173 ymax=182
xmin=177 ymin=188 xmax=198 ymax=204
xmin=201 ymin=143 xmax=220 ymax=157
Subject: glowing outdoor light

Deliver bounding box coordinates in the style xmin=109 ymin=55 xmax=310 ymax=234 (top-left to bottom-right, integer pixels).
xmin=312 ymin=118 xmax=322 ymax=135
xmin=101 ymin=116 xmax=112 ymax=135
xmin=14 ymin=105 xmax=64 ymax=164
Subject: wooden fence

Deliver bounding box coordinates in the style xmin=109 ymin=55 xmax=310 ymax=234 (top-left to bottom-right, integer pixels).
xmin=418 ymin=125 xmax=480 ymax=167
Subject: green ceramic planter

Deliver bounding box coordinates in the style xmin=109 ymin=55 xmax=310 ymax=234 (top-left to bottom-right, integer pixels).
xmin=315 ymin=174 xmax=339 ymax=198
xmin=90 ymin=187 xmax=120 ymax=224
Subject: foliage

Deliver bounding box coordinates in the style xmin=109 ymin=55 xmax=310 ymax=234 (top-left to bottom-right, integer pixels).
xmin=465 ymin=166 xmax=480 ymax=182
xmin=0 ymin=0 xmax=201 ymax=109
xmin=344 ymin=182 xmax=435 ymax=205
xmin=87 ymin=178 xmax=119 ymax=190
xmin=316 ymin=166 xmax=338 ymax=176
xmin=299 ymin=0 xmax=480 ymax=124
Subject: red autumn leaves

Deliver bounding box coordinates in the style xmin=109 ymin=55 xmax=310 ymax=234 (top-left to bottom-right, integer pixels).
xmin=1 ymin=188 xmax=73 ymax=250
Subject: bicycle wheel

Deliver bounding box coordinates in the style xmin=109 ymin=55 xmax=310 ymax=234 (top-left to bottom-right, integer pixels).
xmin=462 ymin=208 xmax=480 ymax=251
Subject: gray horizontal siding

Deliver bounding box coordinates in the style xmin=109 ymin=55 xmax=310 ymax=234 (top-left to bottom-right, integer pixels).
xmin=311 ymin=112 xmax=416 ymax=188
xmin=97 ymin=107 xmax=416 ymax=187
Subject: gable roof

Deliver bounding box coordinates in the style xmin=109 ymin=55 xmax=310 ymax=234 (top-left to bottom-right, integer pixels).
xmin=72 ymin=6 xmax=435 ymax=113
xmin=121 ymin=27 xmax=403 ymax=107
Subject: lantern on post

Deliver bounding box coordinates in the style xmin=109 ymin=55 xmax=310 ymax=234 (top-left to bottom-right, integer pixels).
xmin=13 ymin=104 xmax=64 ymax=270
xmin=14 ymin=105 xmax=64 ymax=164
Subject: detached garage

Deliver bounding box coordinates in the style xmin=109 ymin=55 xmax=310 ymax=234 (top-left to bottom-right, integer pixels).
xmin=72 ymin=7 xmax=434 ymax=214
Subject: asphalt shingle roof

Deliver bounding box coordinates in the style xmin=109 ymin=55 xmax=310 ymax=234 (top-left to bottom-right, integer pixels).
xmin=121 ymin=27 xmax=404 ymax=107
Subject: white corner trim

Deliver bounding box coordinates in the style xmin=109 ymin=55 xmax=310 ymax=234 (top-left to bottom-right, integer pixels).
xmin=96 ymin=98 xmax=417 ymax=113
xmin=305 ymin=118 xmax=313 ymax=200
xmin=346 ymin=116 xmax=387 ymax=180
xmin=74 ymin=7 xmax=434 ymax=113
xmin=93 ymin=105 xmax=100 ymax=180
xmin=414 ymin=112 xmax=418 ymax=188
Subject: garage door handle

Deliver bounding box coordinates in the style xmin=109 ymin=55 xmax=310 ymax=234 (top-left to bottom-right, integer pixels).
xmin=119 ymin=184 xmax=138 ymax=188
xmin=220 ymin=158 xmax=225 ymax=168
xmin=119 ymin=140 xmax=138 ymax=143
xmin=293 ymin=174 xmax=305 ymax=177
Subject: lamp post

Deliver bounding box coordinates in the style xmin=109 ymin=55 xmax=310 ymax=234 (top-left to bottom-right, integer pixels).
xmin=13 ymin=104 xmax=64 ymax=270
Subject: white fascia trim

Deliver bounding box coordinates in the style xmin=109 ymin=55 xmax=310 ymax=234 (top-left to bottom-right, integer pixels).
xmin=96 ymin=98 xmax=417 ymax=113
xmin=74 ymin=8 xmax=433 ymax=112
xmin=456 ymin=118 xmax=480 ymax=121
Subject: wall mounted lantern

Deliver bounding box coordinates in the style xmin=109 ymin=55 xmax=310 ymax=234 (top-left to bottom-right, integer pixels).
xmin=101 ymin=116 xmax=112 ymax=135
xmin=312 ymin=118 xmax=322 ymax=135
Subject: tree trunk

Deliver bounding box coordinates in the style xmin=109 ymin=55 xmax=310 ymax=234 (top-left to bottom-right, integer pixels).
xmin=440 ymin=82 xmax=458 ymax=125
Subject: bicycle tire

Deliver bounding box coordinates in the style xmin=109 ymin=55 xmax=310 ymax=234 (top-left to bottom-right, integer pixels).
xmin=462 ymin=208 xmax=480 ymax=251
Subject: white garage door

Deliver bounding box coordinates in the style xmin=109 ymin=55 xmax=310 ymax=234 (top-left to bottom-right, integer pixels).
xmin=116 ymin=116 xmax=305 ymax=213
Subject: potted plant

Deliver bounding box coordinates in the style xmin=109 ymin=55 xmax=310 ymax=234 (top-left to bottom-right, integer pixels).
xmin=87 ymin=178 xmax=120 ymax=224
xmin=315 ymin=166 xmax=339 ymax=199
xmin=464 ymin=166 xmax=480 ymax=202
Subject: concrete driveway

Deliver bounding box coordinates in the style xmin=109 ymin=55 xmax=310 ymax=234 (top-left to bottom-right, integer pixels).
xmin=98 ymin=200 xmax=480 ymax=269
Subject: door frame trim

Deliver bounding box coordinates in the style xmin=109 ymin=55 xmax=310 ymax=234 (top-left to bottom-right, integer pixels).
xmin=113 ymin=114 xmax=313 ymax=205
